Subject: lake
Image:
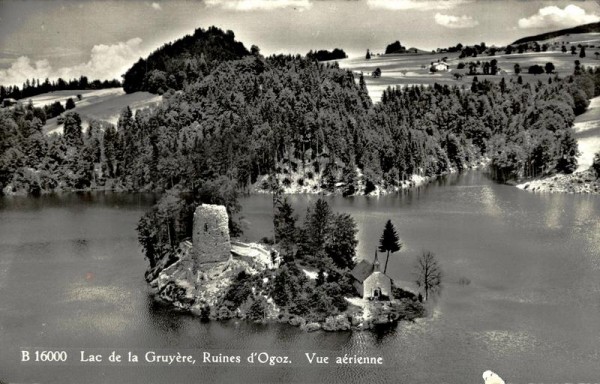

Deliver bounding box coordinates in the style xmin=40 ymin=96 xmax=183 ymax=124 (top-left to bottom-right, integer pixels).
xmin=0 ymin=171 xmax=599 ymax=383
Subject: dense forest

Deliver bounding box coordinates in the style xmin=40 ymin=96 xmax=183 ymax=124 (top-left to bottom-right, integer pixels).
xmin=122 ymin=26 xmax=251 ymax=94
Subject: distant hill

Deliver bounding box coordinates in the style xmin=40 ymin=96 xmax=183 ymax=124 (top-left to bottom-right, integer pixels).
xmin=512 ymin=22 xmax=600 ymax=45
xmin=122 ymin=26 xmax=250 ymax=94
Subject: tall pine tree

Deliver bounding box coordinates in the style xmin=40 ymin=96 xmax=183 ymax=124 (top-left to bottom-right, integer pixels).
xmin=378 ymin=219 xmax=401 ymax=273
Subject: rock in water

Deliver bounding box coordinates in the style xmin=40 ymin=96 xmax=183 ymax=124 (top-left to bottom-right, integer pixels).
xmin=193 ymin=204 xmax=231 ymax=267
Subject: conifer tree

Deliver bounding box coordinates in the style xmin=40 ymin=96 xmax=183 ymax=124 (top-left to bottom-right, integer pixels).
xmin=63 ymin=112 xmax=83 ymax=147
xmin=305 ymin=199 xmax=332 ymax=254
xmin=378 ymin=219 xmax=401 ymax=273
xmin=274 ymin=197 xmax=297 ymax=253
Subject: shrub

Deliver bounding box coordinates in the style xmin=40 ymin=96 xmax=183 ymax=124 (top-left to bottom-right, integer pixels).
xmin=282 ymin=177 xmax=291 ymax=187
xmin=528 ymin=65 xmax=544 ymax=75
xmin=592 ymin=152 xmax=600 ymax=178
xmin=65 ymin=97 xmax=76 ymax=110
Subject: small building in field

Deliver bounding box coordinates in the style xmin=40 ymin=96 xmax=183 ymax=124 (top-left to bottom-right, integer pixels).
xmin=430 ymin=61 xmax=449 ymax=72
xmin=350 ymin=252 xmax=393 ymax=300
xmin=2 ymin=98 xmax=17 ymax=108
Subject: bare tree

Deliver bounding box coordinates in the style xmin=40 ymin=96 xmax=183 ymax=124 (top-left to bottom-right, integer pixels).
xmin=414 ymin=250 xmax=442 ymax=301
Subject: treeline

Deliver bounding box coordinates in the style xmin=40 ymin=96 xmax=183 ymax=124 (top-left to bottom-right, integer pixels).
xmin=122 ymin=26 xmax=250 ymax=94
xmin=306 ymin=49 xmax=347 ymax=62
xmin=0 ymin=76 xmax=121 ymax=103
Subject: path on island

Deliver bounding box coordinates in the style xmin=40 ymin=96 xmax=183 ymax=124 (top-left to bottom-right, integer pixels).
xmin=574 ymin=96 xmax=600 ymax=171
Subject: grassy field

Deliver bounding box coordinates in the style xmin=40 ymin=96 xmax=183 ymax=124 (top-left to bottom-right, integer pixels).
xmin=574 ymin=96 xmax=600 ymax=171
xmin=19 ymin=88 xmax=162 ymax=134
xmin=338 ymin=32 xmax=600 ymax=171
xmin=339 ymin=33 xmax=600 ymax=102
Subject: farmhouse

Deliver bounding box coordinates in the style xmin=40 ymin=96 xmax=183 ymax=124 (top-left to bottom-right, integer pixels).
xmin=2 ymin=98 xmax=17 ymax=108
xmin=350 ymin=252 xmax=393 ymax=300
xmin=430 ymin=61 xmax=449 ymax=72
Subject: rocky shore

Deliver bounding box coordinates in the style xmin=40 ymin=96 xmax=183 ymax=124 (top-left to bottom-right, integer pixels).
xmin=517 ymin=169 xmax=600 ymax=194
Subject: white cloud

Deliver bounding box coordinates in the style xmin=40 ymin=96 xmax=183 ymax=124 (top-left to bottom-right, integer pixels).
xmin=0 ymin=38 xmax=145 ymax=87
xmin=366 ymin=0 xmax=467 ymax=11
xmin=205 ymin=0 xmax=313 ymax=11
xmin=435 ymin=13 xmax=478 ymax=28
xmin=151 ymin=2 xmax=162 ymax=10
xmin=0 ymin=57 xmax=53 ymax=86
xmin=518 ymin=4 xmax=600 ymax=29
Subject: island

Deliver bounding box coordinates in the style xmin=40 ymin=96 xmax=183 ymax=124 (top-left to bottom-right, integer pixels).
xmin=141 ymin=197 xmax=425 ymax=332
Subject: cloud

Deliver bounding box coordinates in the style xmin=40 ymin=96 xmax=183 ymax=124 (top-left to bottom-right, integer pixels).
xmin=366 ymin=0 xmax=468 ymax=11
xmin=151 ymin=2 xmax=162 ymax=10
xmin=205 ymin=0 xmax=313 ymax=11
xmin=518 ymin=4 xmax=600 ymax=29
xmin=435 ymin=13 xmax=479 ymax=28
xmin=0 ymin=38 xmax=145 ymax=87
xmin=0 ymin=57 xmax=53 ymax=86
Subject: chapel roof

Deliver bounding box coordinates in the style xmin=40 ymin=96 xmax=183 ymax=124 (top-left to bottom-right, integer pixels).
xmin=350 ymin=260 xmax=374 ymax=282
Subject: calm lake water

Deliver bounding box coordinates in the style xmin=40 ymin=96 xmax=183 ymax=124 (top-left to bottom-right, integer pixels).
xmin=0 ymin=171 xmax=599 ymax=384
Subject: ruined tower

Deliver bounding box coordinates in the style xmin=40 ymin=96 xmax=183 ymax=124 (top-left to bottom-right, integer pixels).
xmin=192 ymin=204 xmax=231 ymax=268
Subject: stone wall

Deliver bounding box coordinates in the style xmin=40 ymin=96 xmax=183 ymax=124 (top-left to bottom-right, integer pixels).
xmin=192 ymin=204 xmax=231 ymax=267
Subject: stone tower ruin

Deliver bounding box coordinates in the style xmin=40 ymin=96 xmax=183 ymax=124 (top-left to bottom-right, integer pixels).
xmin=192 ymin=204 xmax=231 ymax=268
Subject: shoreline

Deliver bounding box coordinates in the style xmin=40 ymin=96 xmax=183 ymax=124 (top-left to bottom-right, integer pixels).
xmin=2 ymin=158 xmax=489 ymax=198
xmin=516 ymin=169 xmax=600 ymax=194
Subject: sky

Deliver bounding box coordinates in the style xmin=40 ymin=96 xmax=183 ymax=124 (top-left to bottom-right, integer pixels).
xmin=1 ymin=0 xmax=600 ymax=86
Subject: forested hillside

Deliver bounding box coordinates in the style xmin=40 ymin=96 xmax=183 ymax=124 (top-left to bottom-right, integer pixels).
xmin=2 ymin=26 xmax=599 ymax=197
xmin=512 ymin=21 xmax=600 ymax=45
xmin=122 ymin=26 xmax=250 ymax=94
